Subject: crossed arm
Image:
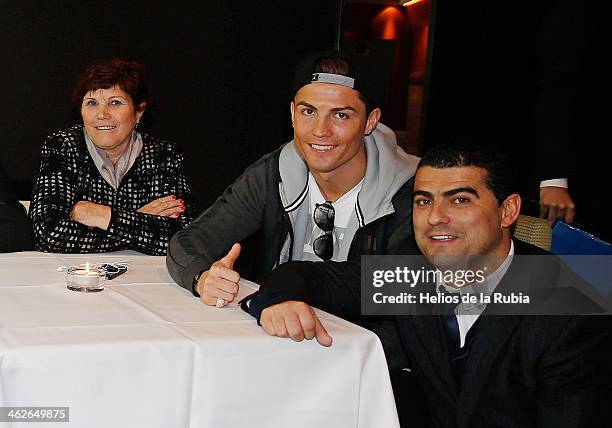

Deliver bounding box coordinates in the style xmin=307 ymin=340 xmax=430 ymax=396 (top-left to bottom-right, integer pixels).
xmin=69 ymin=195 xmax=183 ymax=229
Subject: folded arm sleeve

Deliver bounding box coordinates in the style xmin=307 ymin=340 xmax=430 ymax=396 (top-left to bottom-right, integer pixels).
xmin=167 ymin=157 xmax=271 ymax=291
xmin=30 ymin=137 xmax=118 ymax=253
xmin=105 ymin=148 xmax=196 ymax=255
xmin=246 ymin=260 xmax=362 ymax=323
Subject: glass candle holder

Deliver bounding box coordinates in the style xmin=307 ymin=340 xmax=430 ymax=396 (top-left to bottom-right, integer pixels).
xmin=66 ymin=264 xmax=105 ymax=292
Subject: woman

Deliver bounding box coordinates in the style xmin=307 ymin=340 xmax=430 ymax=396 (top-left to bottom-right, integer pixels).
xmin=30 ymin=58 xmax=196 ymax=255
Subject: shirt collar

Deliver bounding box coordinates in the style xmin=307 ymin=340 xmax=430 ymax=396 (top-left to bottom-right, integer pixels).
xmin=437 ymin=240 xmax=515 ymax=303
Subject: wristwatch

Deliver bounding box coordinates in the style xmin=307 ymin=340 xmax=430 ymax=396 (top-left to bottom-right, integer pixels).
xmin=193 ymin=271 xmax=205 ymax=297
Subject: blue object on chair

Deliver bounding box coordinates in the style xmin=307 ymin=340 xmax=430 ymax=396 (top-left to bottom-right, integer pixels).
xmin=551 ymin=221 xmax=612 ymax=297
xmin=551 ymin=221 xmax=612 ymax=255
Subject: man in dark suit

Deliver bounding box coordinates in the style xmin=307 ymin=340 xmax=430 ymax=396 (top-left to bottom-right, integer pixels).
xmin=245 ymin=142 xmax=611 ymax=427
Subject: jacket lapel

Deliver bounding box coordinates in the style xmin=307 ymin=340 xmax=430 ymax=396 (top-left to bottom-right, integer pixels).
xmin=400 ymin=314 xmax=459 ymax=407
xmin=455 ymin=314 xmax=522 ymax=427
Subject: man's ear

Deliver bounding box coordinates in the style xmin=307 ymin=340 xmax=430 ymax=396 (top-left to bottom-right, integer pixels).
xmin=364 ymin=108 xmax=381 ymax=135
xmin=500 ymin=193 xmax=521 ymax=228
xmin=290 ymin=101 xmax=295 ymax=127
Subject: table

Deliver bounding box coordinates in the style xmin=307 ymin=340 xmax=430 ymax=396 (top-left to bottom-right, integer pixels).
xmin=0 ymin=251 xmax=399 ymax=428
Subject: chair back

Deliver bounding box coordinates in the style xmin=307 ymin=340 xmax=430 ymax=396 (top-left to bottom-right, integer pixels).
xmin=19 ymin=200 xmax=30 ymax=214
xmin=513 ymin=215 xmax=552 ymax=251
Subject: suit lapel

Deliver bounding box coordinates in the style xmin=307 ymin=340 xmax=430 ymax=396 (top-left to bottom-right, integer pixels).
xmin=400 ymin=314 xmax=459 ymax=406
xmin=456 ymin=314 xmax=522 ymax=427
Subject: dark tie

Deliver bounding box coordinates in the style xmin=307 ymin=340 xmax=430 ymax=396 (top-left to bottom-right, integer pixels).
xmin=442 ymin=311 xmax=460 ymax=349
xmin=441 ymin=306 xmax=478 ymax=388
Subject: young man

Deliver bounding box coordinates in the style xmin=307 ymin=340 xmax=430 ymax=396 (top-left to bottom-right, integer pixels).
xmin=249 ymin=143 xmax=610 ymax=427
xmin=166 ymin=51 xmax=419 ymax=364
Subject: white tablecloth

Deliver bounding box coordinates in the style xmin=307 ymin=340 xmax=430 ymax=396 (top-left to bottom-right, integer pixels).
xmin=0 ymin=251 xmax=399 ymax=428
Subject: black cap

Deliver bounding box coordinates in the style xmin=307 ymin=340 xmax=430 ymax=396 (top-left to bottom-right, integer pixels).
xmin=291 ymin=50 xmax=385 ymax=110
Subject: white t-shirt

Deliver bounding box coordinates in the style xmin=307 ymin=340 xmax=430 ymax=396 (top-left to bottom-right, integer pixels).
xmin=301 ymin=172 xmax=363 ymax=262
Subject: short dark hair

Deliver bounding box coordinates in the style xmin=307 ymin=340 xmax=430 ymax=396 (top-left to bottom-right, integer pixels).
xmin=74 ymin=58 xmax=150 ymax=110
xmin=292 ymin=51 xmax=382 ymax=114
xmin=418 ymin=139 xmax=516 ymax=205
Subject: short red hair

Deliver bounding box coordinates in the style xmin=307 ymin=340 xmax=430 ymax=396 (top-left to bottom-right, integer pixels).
xmin=74 ymin=58 xmax=150 ymax=110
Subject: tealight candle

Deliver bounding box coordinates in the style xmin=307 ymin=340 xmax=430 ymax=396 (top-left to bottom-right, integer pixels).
xmin=66 ymin=263 xmax=105 ymax=292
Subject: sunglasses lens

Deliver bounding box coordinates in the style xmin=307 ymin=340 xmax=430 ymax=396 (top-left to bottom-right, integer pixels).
xmin=313 ymin=234 xmax=333 ymax=261
xmin=314 ymin=203 xmax=334 ymax=231
xmin=313 ymin=202 xmax=335 ymax=260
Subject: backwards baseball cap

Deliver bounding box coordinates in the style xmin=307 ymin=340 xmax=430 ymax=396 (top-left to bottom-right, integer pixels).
xmin=291 ymin=50 xmax=386 ymax=110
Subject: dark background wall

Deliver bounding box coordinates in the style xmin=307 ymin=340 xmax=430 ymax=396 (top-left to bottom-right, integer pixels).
xmin=423 ymin=0 xmax=610 ymax=238
xmin=423 ymin=0 xmax=547 ymax=199
xmin=6 ymin=0 xmax=609 ymax=238
xmin=1 ymin=1 xmax=338 ymax=209
xmin=423 ymin=0 xmax=608 ymax=197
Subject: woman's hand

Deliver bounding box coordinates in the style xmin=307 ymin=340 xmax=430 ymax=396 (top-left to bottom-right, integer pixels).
xmin=70 ymin=201 xmax=112 ymax=230
xmin=137 ymin=195 xmax=184 ymax=218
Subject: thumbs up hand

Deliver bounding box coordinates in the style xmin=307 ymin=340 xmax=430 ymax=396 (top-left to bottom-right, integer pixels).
xmin=196 ymin=243 xmax=242 ymax=307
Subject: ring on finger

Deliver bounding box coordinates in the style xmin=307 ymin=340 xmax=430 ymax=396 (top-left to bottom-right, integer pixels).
xmin=215 ymin=297 xmax=226 ymax=308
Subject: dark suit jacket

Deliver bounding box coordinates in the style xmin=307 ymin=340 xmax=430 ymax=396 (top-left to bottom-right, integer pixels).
xmin=248 ymin=239 xmax=611 ymax=427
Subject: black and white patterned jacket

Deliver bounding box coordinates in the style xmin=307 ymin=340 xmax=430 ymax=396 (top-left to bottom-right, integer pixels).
xmin=30 ymin=125 xmax=196 ymax=255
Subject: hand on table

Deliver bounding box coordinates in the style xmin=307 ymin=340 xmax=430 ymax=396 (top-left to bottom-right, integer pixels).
xmin=261 ymin=301 xmax=333 ymax=347
xmin=196 ymin=243 xmax=241 ymax=307
xmin=137 ymin=195 xmax=184 ymax=218
xmin=70 ymin=201 xmax=111 ymax=230
xmin=539 ymin=187 xmax=576 ymax=225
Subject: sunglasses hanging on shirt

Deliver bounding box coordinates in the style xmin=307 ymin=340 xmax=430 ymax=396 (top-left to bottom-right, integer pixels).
xmin=313 ymin=201 xmax=335 ymax=261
